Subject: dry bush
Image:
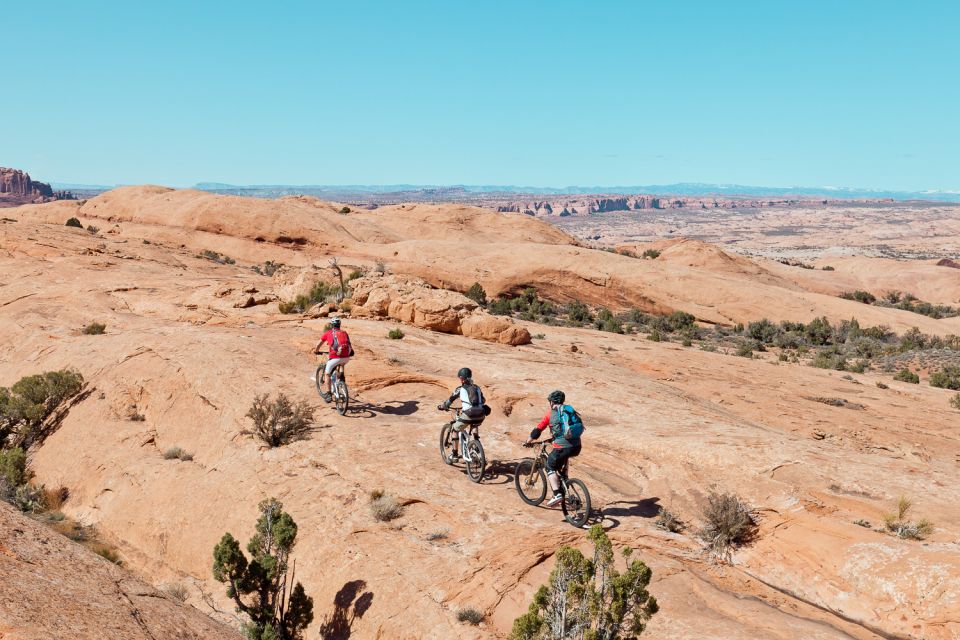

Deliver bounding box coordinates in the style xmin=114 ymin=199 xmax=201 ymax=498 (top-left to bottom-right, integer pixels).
xmin=163 ymin=582 xmax=189 ymax=603
xmin=883 ymin=496 xmax=933 ymax=540
xmin=457 ymin=607 xmax=485 ymax=625
xmin=369 ymin=490 xmax=404 ymax=522
xmin=83 ymin=322 xmax=106 ymax=335
xmin=698 ymin=490 xmax=756 ymax=557
xmin=426 ymin=530 xmax=448 ymax=541
xmin=655 ymin=507 xmax=684 ymax=533
xmin=163 ymin=447 xmax=193 ymax=461
xmin=43 ymin=485 xmax=69 ymax=511
xmin=245 ymin=393 xmax=315 ymax=447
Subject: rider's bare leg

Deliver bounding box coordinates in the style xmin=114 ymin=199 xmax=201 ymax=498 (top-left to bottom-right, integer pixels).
xmin=547 ymin=471 xmax=561 ymax=493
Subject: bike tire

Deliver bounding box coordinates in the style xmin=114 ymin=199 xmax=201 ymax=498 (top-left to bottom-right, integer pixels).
xmin=465 ymin=439 xmax=486 ymax=483
xmin=562 ymin=478 xmax=591 ymax=528
xmin=314 ymin=363 xmax=325 ymax=398
xmin=335 ymin=378 xmax=349 ymax=415
xmin=439 ymin=424 xmax=456 ymax=465
xmin=514 ymin=459 xmax=547 ymax=505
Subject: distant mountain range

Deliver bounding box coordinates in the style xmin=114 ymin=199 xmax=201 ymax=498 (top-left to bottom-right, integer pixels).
xmin=47 ymin=181 xmax=960 ymax=203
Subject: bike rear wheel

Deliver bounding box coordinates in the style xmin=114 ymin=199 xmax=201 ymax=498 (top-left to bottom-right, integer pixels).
xmin=514 ymin=459 xmax=547 ymax=505
xmin=561 ymin=478 xmax=591 ymax=528
xmin=334 ymin=377 xmax=349 ymax=415
xmin=465 ymin=439 xmax=486 ymax=483
xmin=439 ymin=424 xmax=456 ymax=465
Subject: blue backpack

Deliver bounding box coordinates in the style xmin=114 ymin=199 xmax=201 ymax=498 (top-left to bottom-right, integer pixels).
xmin=558 ymin=405 xmax=585 ymax=440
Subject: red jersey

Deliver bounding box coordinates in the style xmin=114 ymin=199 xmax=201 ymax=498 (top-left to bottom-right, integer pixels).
xmin=320 ymin=329 xmax=351 ymax=358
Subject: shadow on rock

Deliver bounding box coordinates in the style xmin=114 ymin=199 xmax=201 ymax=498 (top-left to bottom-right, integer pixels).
xmin=318 ymin=579 xmax=374 ymax=640
xmin=344 ymin=400 xmax=420 ymax=419
xmin=602 ymin=497 xmax=661 ymax=519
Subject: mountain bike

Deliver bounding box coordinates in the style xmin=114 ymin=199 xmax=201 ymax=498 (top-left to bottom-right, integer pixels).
xmin=315 ymin=359 xmax=349 ymax=416
xmin=515 ymin=440 xmax=591 ymax=528
xmin=438 ymin=408 xmax=486 ymax=483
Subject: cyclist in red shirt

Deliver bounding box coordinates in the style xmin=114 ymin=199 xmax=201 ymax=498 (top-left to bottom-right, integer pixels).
xmin=313 ymin=317 xmax=353 ymax=403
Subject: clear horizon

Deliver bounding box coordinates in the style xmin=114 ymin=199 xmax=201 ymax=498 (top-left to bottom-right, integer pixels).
xmin=4 ymin=1 xmax=959 ymax=191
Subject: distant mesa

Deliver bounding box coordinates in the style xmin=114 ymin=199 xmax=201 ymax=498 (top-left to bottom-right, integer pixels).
xmin=0 ymin=167 xmax=75 ymax=207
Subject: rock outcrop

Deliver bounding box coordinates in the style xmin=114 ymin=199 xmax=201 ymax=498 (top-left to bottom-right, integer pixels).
xmin=349 ymin=274 xmax=532 ymax=345
xmin=0 ymin=167 xmax=73 ymax=207
xmin=0 ymin=502 xmax=241 ymax=639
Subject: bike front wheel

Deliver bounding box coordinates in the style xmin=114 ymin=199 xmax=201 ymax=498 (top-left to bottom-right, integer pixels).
xmin=439 ymin=424 xmax=456 ymax=465
xmin=465 ymin=439 xmax=486 ymax=483
xmin=314 ymin=363 xmax=325 ymax=398
xmin=561 ymin=478 xmax=591 ymax=528
xmin=334 ymin=378 xmax=349 ymax=415
xmin=514 ymin=459 xmax=547 ymax=505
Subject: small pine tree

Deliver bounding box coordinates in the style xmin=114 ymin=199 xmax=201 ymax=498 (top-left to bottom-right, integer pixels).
xmin=508 ymin=525 xmax=658 ymax=640
xmin=65 ymin=217 xmax=83 ymax=228
xmin=465 ymin=282 xmax=488 ymax=306
xmin=213 ymin=499 xmax=314 ymax=639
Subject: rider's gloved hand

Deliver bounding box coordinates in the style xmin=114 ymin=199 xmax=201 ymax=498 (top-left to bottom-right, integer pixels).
xmin=529 ymin=428 xmax=542 ymax=441
xmin=437 ymin=403 xmax=446 ymax=411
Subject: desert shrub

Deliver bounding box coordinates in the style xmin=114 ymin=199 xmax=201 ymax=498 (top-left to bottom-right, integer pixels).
xmin=595 ymin=308 xmax=623 ymax=334
xmin=735 ymin=342 xmax=754 ymax=358
xmin=426 ymin=530 xmax=448 ymax=541
xmin=566 ymin=299 xmax=593 ymax=324
xmin=655 ymin=507 xmax=684 ymax=533
xmin=457 ymin=607 xmax=485 ymax=625
xmin=811 ymin=347 xmax=847 ymax=371
xmin=369 ymin=490 xmax=404 ymax=522
xmin=278 ymin=280 xmax=337 ymax=314
xmin=508 ymin=525 xmax=658 ymax=640
xmin=374 ymin=259 xmax=387 ymax=275
xmin=698 ymin=490 xmax=756 ymax=558
xmin=929 ymin=366 xmax=960 ymax=390
xmin=0 ymin=369 xmax=84 ymax=448
xmin=252 ymin=260 xmax=282 ymax=276
xmin=747 ymin=318 xmax=779 ymax=344
xmin=894 ymin=368 xmax=920 ymax=384
xmin=822 ymin=265 xmax=835 ymax=271
xmin=681 ymin=338 xmax=693 ymax=347
xmin=163 ymin=582 xmax=189 ymax=603
xmin=387 ymin=328 xmax=405 ymax=340
xmin=83 ymin=322 xmax=106 ymax=335
xmin=0 ymin=447 xmax=28 ymax=489
xmin=65 ymin=217 xmax=82 ymax=228
xmin=163 ymin=447 xmax=193 ymax=461
xmin=199 ymin=249 xmax=235 ymax=265
xmin=12 ymin=482 xmax=47 ymax=513
xmin=647 ymin=329 xmax=663 ymax=342
xmin=339 ymin=206 xmax=351 ymax=214
xmin=96 ymin=547 xmax=122 ymax=564
xmin=853 ymin=518 xmax=871 ymax=527
xmin=43 ymin=485 xmax=69 ymax=511
xmin=86 ymin=225 xmax=100 ymax=234
xmin=952 ymin=394 xmax=960 ymax=410
xmin=465 ymin=282 xmax=488 ymax=306
xmin=213 ymin=498 xmax=314 ymax=639
xmin=876 ymin=381 xmax=889 ymax=389
xmin=883 ymin=496 xmax=933 ymax=540
xmin=805 ymin=317 xmax=833 ymax=346
xmin=840 ymin=290 xmax=877 ymax=304
xmin=641 ymin=248 xmax=661 ymax=259
xmin=347 ymin=269 xmax=364 ymax=281
xmin=245 ymin=393 xmax=315 ymax=447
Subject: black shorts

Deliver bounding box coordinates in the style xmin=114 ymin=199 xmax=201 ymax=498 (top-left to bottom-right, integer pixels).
xmin=546 ymin=443 xmax=581 ymax=473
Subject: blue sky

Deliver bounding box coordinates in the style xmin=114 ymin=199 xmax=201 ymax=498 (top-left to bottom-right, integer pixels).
xmin=3 ymin=1 xmax=958 ymax=190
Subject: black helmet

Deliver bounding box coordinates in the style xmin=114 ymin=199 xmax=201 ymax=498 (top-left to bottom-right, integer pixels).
xmin=457 ymin=367 xmax=472 ymax=379
xmin=547 ymin=390 xmax=565 ymax=405
xmin=330 ymin=317 xmax=341 ymax=328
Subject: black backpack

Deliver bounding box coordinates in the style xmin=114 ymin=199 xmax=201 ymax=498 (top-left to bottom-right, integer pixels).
xmin=461 ymin=384 xmax=487 ymax=420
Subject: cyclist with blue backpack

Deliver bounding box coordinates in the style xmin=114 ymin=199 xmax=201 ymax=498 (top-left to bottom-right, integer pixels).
xmin=525 ymin=389 xmax=584 ymax=507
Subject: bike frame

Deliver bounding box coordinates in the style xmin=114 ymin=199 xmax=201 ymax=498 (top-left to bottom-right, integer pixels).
xmin=319 ymin=360 xmax=346 ymax=398
xmin=526 ymin=441 xmax=571 ymax=489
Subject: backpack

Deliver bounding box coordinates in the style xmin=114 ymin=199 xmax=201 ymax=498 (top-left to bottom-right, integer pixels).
xmin=331 ymin=330 xmax=351 ymax=358
xmin=461 ymin=384 xmax=487 ymax=420
xmin=558 ymin=405 xmax=585 ymax=440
